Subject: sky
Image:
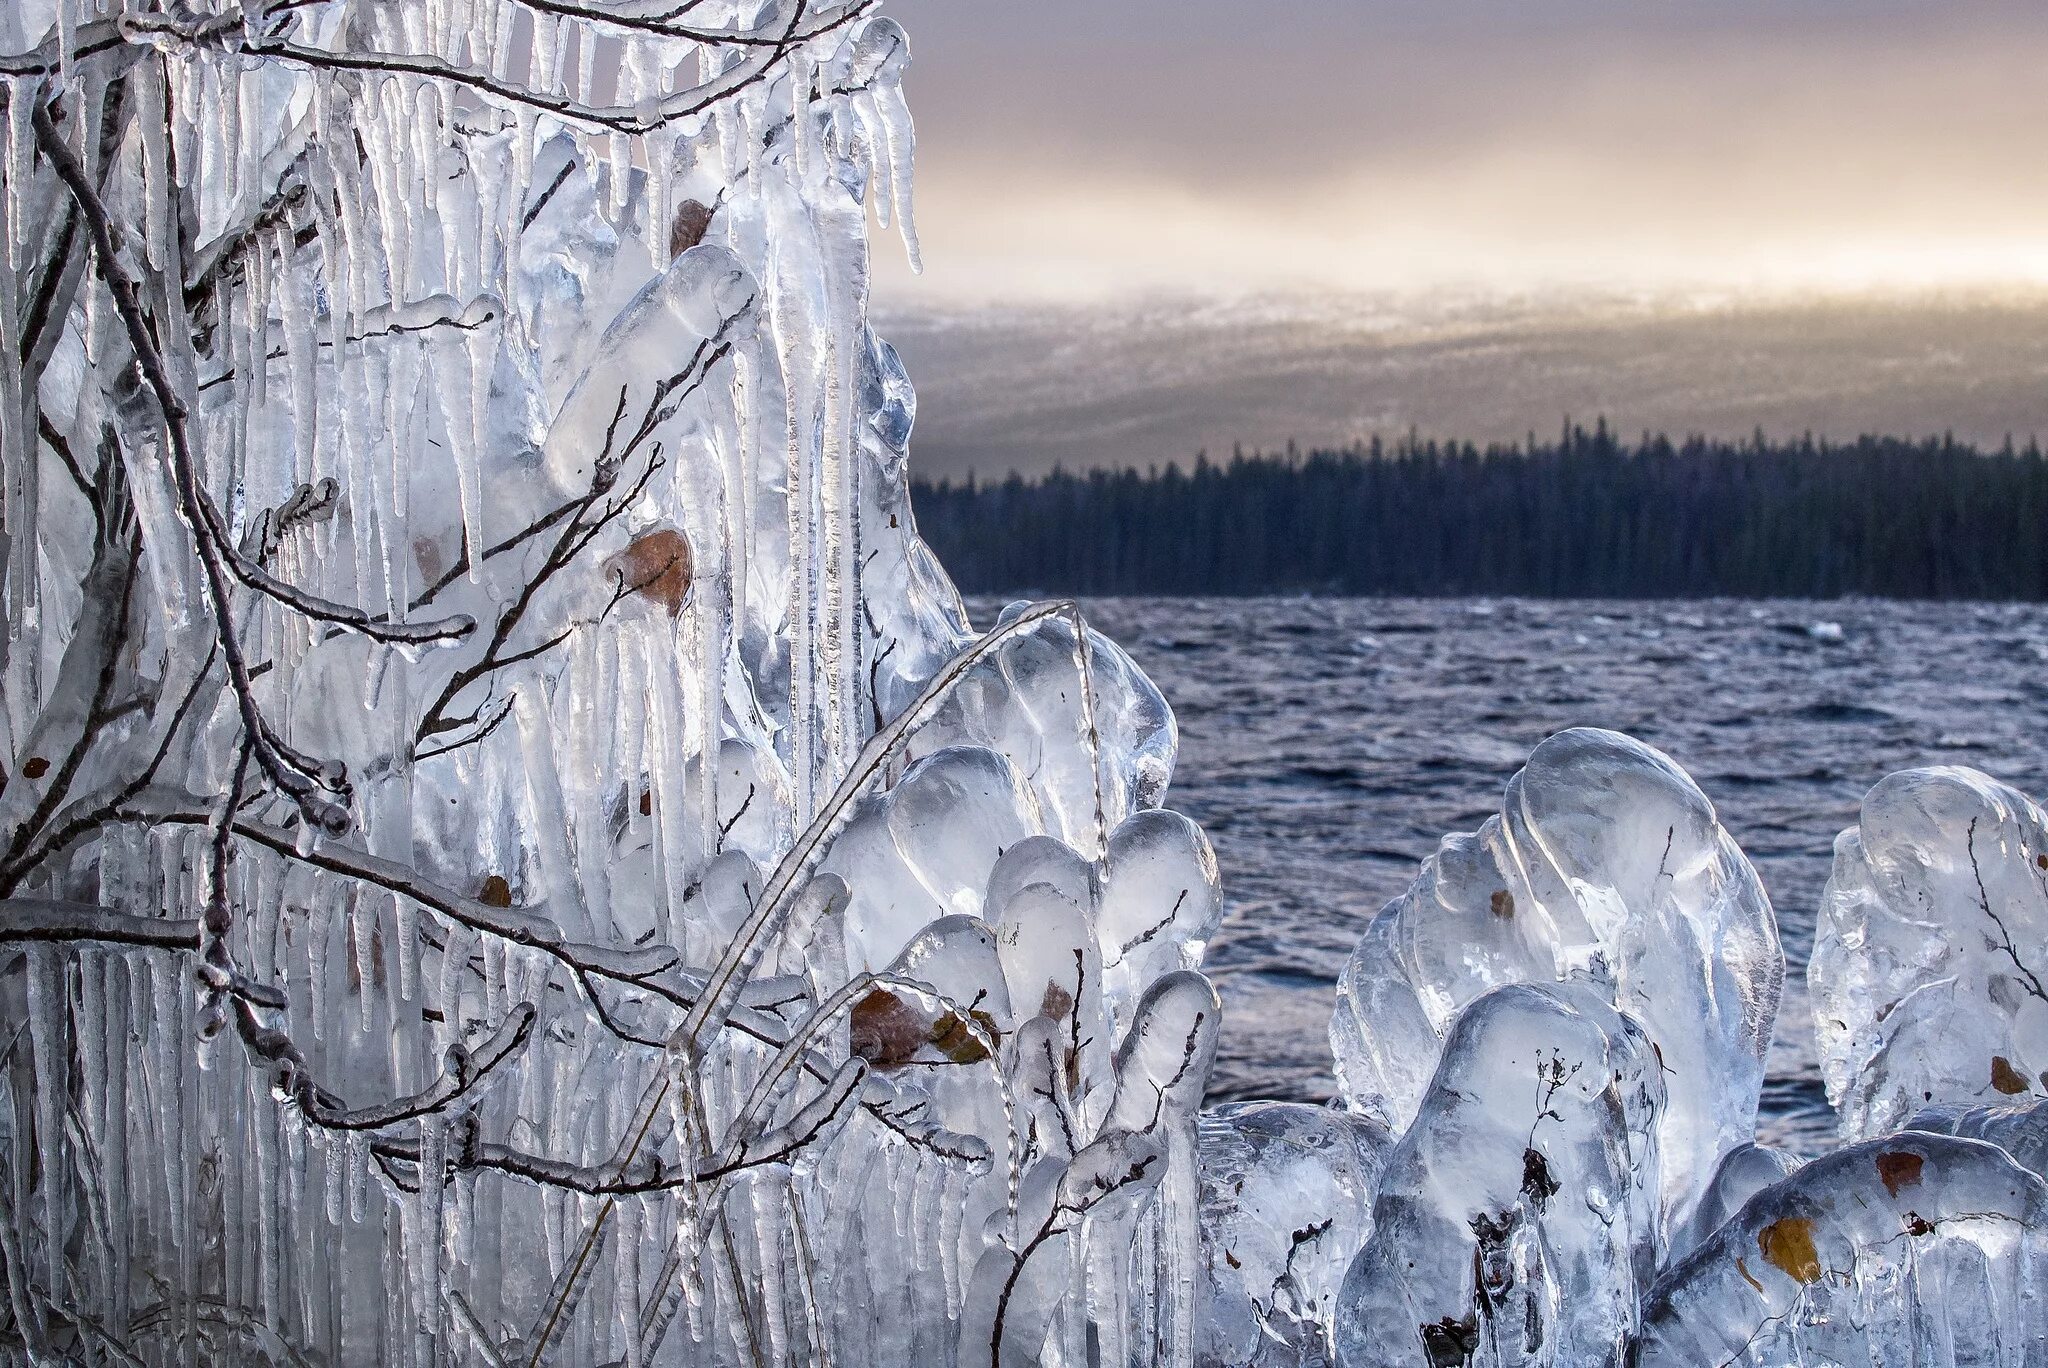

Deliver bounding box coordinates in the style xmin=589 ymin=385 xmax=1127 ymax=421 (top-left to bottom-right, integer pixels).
xmin=868 ymin=1 xmax=2048 ymax=476
xmin=872 ymin=0 xmax=2048 ymax=305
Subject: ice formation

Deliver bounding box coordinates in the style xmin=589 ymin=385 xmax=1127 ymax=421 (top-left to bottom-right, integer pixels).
xmin=1197 ymin=1101 xmax=1392 ymax=1368
xmin=5 ymin=0 xmax=2047 ymax=1364
xmin=1810 ymin=765 xmax=2048 ymax=1139
xmin=0 ymin=1 xmax=1220 ymax=1362
xmin=1637 ymin=1132 xmax=2048 ymax=1367
xmin=1907 ymin=1097 xmax=2048 ymax=1182
xmin=1317 ymin=740 xmax=2048 ymax=1366
xmin=1331 ymin=982 xmax=1665 ymax=1368
xmin=1329 ymin=727 xmax=1783 ymax=1229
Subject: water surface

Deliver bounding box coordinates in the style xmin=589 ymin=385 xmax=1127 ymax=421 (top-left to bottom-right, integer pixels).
xmin=1013 ymin=596 xmax=2048 ymax=1154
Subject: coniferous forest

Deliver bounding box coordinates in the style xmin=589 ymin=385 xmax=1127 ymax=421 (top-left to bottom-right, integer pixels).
xmin=913 ymin=423 xmax=2048 ymax=598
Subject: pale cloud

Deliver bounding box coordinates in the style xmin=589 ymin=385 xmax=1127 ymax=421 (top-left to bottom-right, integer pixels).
xmin=871 ymin=0 xmax=2048 ymax=304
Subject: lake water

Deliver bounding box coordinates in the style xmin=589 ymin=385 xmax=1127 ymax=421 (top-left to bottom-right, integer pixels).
xmin=996 ymin=596 xmax=2048 ymax=1155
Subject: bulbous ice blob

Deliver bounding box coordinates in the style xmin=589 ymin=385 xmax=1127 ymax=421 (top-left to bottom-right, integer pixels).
xmin=1637 ymin=1132 xmax=2048 ymax=1368
xmin=1908 ymin=1096 xmax=2048 ymax=1182
xmin=1330 ymin=727 xmax=1780 ymax=1232
xmin=911 ymin=602 xmax=1177 ymax=858
xmin=991 ymin=881 xmax=1109 ymax=1098
xmin=1198 ymin=1101 xmax=1394 ymax=1368
xmin=1809 ymin=766 xmax=2048 ymax=1141
xmin=1332 ymin=981 xmax=1665 ymax=1368
xmin=1105 ymin=969 xmax=1224 ymax=1135
xmin=984 ymin=835 xmax=1095 ymax=919
xmin=1099 ymin=808 xmax=1222 ymax=1035
xmin=820 ymin=744 xmax=1043 ymax=969
xmin=885 ymin=744 xmax=1043 ymax=917
xmin=1664 ymin=1143 xmax=1801 ymax=1266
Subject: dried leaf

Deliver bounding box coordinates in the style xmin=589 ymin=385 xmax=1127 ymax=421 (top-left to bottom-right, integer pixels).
xmin=670 ymin=199 xmax=713 ymax=259
xmin=1992 ymin=1055 xmax=2032 ymax=1095
xmin=604 ymin=527 xmax=694 ymax=618
xmin=851 ymin=988 xmax=995 ymax=1070
xmin=1875 ymin=1150 xmax=1923 ymax=1197
xmin=1757 ymin=1216 xmax=1821 ymax=1284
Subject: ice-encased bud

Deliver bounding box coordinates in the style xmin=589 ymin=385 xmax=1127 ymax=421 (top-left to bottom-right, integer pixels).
xmin=1809 ymin=766 xmax=2048 ymax=1141
xmin=1637 ymin=1132 xmax=2048 ymax=1368
xmin=1664 ymin=1142 xmax=1801 ymax=1266
xmin=1198 ymin=1101 xmax=1394 ymax=1368
xmin=1330 ymin=726 xmax=1780 ymax=1231
xmin=1332 ymin=981 xmax=1665 ymax=1368
xmin=1907 ymin=1096 xmax=2048 ymax=1182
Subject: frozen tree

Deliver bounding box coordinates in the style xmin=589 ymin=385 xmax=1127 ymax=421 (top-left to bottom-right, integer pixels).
xmin=10 ymin=0 xmax=2048 ymax=1364
xmin=0 ymin=1 xmax=1226 ymax=1363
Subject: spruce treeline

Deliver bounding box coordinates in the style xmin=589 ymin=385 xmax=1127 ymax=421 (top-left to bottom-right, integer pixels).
xmin=912 ymin=422 xmax=2048 ymax=599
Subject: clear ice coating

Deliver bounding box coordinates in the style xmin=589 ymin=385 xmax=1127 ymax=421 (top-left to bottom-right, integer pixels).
xmin=1329 ymin=727 xmax=1783 ymax=1229
xmin=1331 ymin=982 xmax=1666 ymax=1368
xmin=1637 ymin=1133 xmax=2048 ymax=1367
xmin=1810 ymin=766 xmax=2048 ymax=1140
xmin=1197 ymin=1101 xmax=1393 ymax=1368
xmin=4 ymin=1 xmax=2047 ymax=1364
xmin=0 ymin=1 xmax=1221 ymax=1362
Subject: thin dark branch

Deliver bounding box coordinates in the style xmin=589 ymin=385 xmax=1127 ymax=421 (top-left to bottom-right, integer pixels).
xmin=297 ymin=1003 xmax=537 ymax=1131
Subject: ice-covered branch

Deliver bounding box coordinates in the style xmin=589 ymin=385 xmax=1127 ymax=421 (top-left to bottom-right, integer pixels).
xmin=29 ymin=92 xmax=448 ymax=836
xmin=0 ymin=899 xmax=199 ymax=951
xmin=412 ymin=334 xmax=737 ymax=749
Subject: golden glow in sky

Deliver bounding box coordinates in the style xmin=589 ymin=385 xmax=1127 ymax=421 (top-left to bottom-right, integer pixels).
xmin=873 ymin=0 xmax=2048 ymax=305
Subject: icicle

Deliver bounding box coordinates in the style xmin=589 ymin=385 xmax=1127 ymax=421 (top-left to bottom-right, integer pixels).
xmin=276 ymin=223 xmax=322 ymax=488
xmin=574 ymin=22 xmax=598 ymax=124
xmin=385 ymin=889 xmax=415 ymax=1002
xmin=412 ymin=1117 xmax=447 ymax=1368
xmin=323 ymin=1125 xmax=346 ymax=1226
xmin=425 ymin=323 xmax=483 ymax=591
xmin=461 ymin=319 xmax=493 ymax=584
xmin=3 ymin=77 xmax=33 ymax=275
xmin=26 ymin=950 xmax=70 ymax=1312
xmin=345 ymin=1128 xmax=371 ymax=1225
xmin=489 ymin=0 xmax=517 ymax=82
xmin=871 ymin=73 xmax=922 ymax=272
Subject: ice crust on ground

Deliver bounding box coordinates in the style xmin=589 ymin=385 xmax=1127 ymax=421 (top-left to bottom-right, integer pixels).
xmin=1810 ymin=765 xmax=2048 ymax=1140
xmin=1329 ymin=726 xmax=1783 ymax=1229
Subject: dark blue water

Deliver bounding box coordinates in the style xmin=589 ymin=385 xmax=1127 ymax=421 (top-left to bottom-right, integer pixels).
xmin=1055 ymin=596 xmax=2048 ymax=1154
